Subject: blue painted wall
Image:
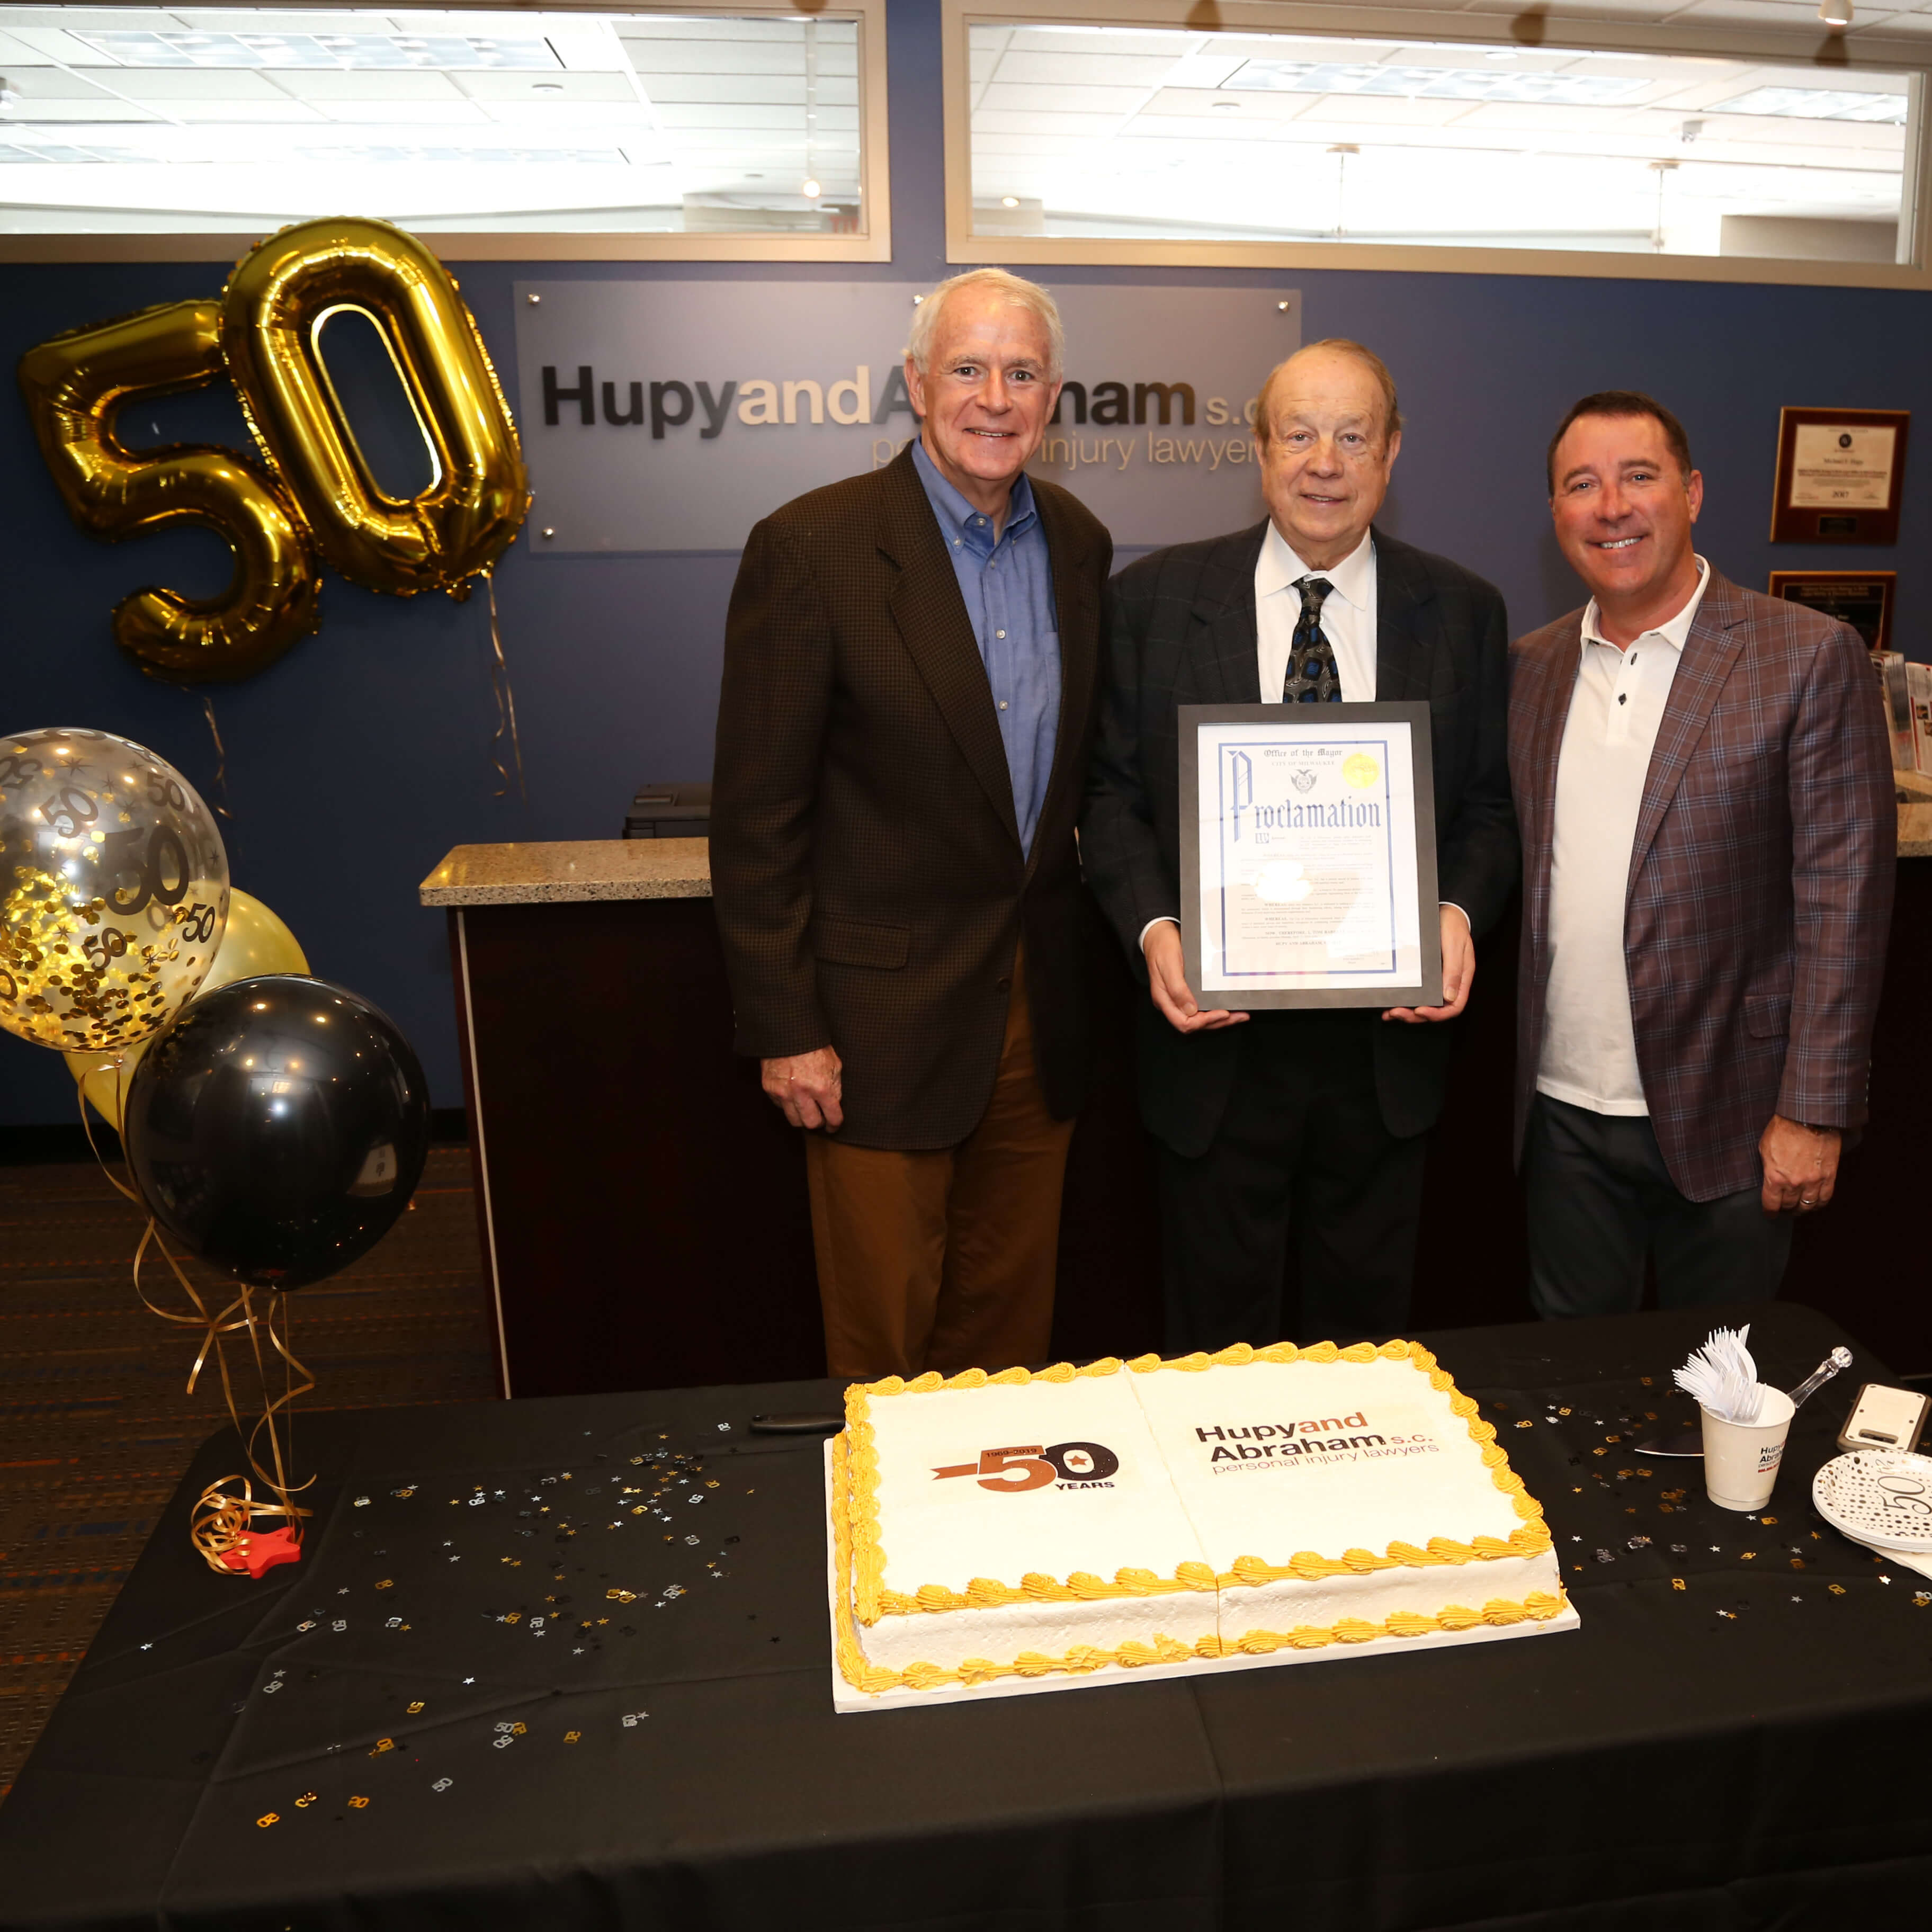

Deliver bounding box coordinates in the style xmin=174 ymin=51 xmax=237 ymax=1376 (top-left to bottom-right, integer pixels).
xmin=4 ymin=0 xmax=1926 ymax=1124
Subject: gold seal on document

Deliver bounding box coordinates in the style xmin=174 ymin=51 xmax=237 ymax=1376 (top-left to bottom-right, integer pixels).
xmin=1343 ymin=753 xmax=1381 ymax=789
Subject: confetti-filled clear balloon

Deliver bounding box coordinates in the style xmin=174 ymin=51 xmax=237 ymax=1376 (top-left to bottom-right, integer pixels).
xmin=0 ymin=727 xmax=228 ymax=1052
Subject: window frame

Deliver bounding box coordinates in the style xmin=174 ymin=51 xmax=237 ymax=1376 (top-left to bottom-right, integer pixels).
xmin=943 ymin=0 xmax=1932 ymax=288
xmin=0 ymin=0 xmax=891 ymax=262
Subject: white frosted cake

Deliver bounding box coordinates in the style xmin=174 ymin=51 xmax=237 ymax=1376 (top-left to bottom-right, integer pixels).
xmin=829 ymin=1339 xmax=1570 ymax=1697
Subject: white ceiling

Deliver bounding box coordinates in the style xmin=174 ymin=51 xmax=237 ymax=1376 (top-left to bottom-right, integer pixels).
xmin=968 ymin=23 xmax=1911 ymax=252
xmin=0 ymin=6 xmax=863 ymax=231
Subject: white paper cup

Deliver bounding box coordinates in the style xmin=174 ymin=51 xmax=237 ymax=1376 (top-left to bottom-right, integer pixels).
xmin=1701 ymin=1388 xmax=1796 ymax=1511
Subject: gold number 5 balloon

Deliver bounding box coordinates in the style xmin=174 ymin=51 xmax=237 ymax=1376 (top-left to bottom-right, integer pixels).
xmin=221 ymin=217 xmax=530 ymax=598
xmin=17 ymin=300 xmax=322 ymax=682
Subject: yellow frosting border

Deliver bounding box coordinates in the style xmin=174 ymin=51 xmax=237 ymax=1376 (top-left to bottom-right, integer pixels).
xmin=843 ymin=1339 xmax=1551 ymax=1625
xmin=830 ymin=1431 xmax=1570 ymax=1696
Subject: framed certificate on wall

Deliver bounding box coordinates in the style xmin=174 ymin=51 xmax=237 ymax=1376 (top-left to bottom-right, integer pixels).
xmin=1178 ymin=702 xmax=1441 ymax=1010
xmin=1770 ymin=407 xmax=1909 ymax=544
xmin=1767 ymin=570 xmax=1896 ymax=653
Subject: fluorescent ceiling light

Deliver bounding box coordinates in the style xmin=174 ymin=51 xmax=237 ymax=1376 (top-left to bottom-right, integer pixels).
xmin=68 ymin=31 xmax=561 ymax=72
xmin=293 ymin=145 xmax=632 ymax=166
xmin=1709 ymin=86 xmax=1905 ymax=124
xmin=1224 ymin=60 xmax=1651 ymax=106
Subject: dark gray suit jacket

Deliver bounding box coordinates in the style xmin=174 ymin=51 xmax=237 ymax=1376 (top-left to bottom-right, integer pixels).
xmin=1080 ymin=521 xmax=1517 ymax=1157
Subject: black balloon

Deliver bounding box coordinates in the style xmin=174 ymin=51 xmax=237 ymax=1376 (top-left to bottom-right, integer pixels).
xmin=123 ymin=974 xmax=430 ymax=1289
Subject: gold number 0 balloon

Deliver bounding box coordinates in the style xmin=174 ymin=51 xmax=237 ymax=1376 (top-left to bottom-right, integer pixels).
xmin=221 ymin=217 xmax=531 ymax=597
xmin=17 ymin=300 xmax=322 ymax=681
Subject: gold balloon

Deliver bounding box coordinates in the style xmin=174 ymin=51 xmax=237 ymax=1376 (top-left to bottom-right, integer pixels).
xmin=220 ymin=217 xmax=531 ymax=597
xmin=0 ymin=728 xmax=229 ymax=1053
xmin=65 ymin=886 xmax=307 ymax=1129
xmin=17 ymin=299 xmax=322 ymax=682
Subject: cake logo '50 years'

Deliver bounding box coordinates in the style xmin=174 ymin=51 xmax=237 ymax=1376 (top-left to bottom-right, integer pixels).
xmin=1196 ymin=1410 xmax=1443 ymax=1472
xmin=931 ymin=1442 xmax=1120 ymax=1492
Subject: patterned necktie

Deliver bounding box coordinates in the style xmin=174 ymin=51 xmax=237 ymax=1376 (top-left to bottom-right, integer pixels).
xmin=1282 ymin=575 xmax=1342 ymax=704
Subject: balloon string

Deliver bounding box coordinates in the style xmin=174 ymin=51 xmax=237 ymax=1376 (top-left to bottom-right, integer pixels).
xmin=74 ymin=1058 xmax=142 ymax=1206
xmin=198 ymin=692 xmax=235 ymax=831
xmin=484 ymin=573 xmax=528 ymax=804
xmin=132 ymin=1222 xmax=314 ymax=1572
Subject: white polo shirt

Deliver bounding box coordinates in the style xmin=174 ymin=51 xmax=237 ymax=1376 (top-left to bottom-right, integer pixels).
xmin=1536 ymin=557 xmax=1711 ymax=1115
xmin=1255 ymin=523 xmax=1378 ymax=703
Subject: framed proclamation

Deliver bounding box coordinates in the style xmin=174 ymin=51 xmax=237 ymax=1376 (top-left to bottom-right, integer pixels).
xmin=1178 ymin=702 xmax=1441 ymax=1011
xmin=1770 ymin=407 xmax=1909 ymax=544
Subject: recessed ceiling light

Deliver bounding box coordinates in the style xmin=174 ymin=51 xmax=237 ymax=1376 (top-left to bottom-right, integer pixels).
xmin=802 ymin=177 xmax=821 ymax=196
xmin=1000 ymin=195 xmax=1019 ymax=207
xmin=533 ymin=82 xmax=563 ymax=92
xmin=1211 ymin=99 xmax=1241 ymax=111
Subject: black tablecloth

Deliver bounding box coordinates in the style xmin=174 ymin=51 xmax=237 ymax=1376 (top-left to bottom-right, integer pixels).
xmin=3 ymin=1302 xmax=1929 ymax=1932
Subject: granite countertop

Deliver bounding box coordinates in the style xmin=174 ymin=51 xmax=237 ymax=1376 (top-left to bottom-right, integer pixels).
xmin=419 ymin=839 xmax=711 ymax=907
xmin=426 ymin=798 xmax=1932 ymax=907
xmin=1900 ymin=803 xmax=1932 ymax=861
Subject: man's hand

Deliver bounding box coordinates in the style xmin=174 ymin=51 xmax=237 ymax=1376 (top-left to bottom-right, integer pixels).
xmin=1143 ymin=920 xmax=1248 ymax=1034
xmin=762 ymin=1045 xmax=844 ymax=1131
xmin=1384 ymin=905 xmax=1474 ymax=1024
xmin=1760 ymin=1113 xmax=1841 ymax=1215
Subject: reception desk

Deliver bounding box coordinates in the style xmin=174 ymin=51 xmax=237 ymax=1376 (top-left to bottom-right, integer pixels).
xmin=425 ymin=818 xmax=1931 ymax=1398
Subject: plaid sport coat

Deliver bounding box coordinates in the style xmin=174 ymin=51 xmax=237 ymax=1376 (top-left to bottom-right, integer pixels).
xmin=1509 ymin=569 xmax=1896 ymax=1202
xmin=711 ymin=446 xmax=1112 ymax=1151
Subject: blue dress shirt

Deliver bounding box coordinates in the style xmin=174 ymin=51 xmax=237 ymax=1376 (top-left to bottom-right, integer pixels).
xmin=910 ymin=438 xmax=1061 ymax=859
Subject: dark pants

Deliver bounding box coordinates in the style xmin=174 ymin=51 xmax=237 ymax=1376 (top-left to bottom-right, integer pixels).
xmin=1157 ymin=1010 xmax=1427 ymax=1354
xmin=1524 ymin=1093 xmax=1792 ymax=1320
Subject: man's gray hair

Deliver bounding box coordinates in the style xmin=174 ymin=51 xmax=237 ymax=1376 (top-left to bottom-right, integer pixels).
xmin=905 ymin=268 xmax=1065 ymax=382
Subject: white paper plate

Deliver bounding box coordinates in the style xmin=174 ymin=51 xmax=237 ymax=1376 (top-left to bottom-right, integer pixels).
xmin=1812 ymin=1450 xmax=1932 ymax=1553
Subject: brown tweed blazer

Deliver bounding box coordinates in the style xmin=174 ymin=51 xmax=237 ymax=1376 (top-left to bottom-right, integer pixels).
xmin=711 ymin=446 xmax=1112 ymax=1150
xmin=1509 ymin=568 xmax=1895 ymax=1201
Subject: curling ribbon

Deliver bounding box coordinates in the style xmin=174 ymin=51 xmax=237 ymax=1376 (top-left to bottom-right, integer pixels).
xmin=78 ymin=1072 xmax=314 ymax=1574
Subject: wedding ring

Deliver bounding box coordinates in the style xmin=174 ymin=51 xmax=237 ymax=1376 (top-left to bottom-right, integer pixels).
xmin=1799 ymin=1197 xmax=1814 ymax=1208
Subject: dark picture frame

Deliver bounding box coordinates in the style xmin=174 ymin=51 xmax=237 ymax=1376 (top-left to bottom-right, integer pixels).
xmin=1178 ymin=701 xmax=1441 ymax=1011
xmin=1770 ymin=407 xmax=1909 ymax=545
xmin=1767 ymin=570 xmax=1897 ymax=654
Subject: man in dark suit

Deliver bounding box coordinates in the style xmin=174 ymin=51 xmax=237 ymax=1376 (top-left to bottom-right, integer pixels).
xmin=1510 ymin=391 xmax=1894 ymax=1316
xmin=1082 ymin=339 xmax=1515 ymax=1353
xmin=712 ymin=269 xmax=1111 ymax=1381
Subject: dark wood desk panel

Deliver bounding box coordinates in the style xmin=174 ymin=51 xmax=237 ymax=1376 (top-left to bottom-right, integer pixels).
xmin=457 ymin=895 xmax=821 ymax=1397
xmin=439 ymin=851 xmax=1932 ymax=1398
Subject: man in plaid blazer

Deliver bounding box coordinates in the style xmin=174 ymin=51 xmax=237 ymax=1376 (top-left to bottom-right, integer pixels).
xmin=1510 ymin=390 xmax=1895 ymax=1317
xmin=712 ymin=270 xmax=1111 ymax=1380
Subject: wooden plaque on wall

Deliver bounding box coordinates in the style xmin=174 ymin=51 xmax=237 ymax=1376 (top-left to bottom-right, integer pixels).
xmin=1770 ymin=407 xmax=1909 ymax=544
xmin=1767 ymin=570 xmax=1896 ymax=654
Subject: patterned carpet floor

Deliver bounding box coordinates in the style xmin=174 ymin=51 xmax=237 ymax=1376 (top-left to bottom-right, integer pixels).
xmin=0 ymin=1145 xmax=497 ymax=1799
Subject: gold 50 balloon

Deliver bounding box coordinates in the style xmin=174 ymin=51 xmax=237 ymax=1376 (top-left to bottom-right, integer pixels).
xmin=16 ymin=217 xmax=531 ymax=684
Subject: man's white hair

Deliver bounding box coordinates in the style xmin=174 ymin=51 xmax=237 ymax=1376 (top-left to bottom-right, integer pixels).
xmin=905 ymin=268 xmax=1065 ymax=382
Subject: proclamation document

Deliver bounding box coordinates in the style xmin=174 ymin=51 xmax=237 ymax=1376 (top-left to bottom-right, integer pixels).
xmin=1178 ymin=703 xmax=1441 ymax=1010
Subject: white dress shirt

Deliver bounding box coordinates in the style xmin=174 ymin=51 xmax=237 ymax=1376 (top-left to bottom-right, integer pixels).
xmin=1255 ymin=523 xmax=1377 ymax=703
xmin=1536 ymin=557 xmax=1711 ymax=1116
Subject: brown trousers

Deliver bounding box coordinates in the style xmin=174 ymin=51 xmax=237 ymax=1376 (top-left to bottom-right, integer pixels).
xmin=804 ymin=943 xmax=1075 ymax=1381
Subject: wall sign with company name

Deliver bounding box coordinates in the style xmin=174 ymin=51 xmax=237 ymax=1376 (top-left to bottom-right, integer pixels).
xmin=511 ymin=281 xmax=1300 ymax=553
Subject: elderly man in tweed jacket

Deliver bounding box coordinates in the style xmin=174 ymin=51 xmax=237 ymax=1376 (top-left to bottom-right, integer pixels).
xmin=712 ymin=270 xmax=1111 ymax=1381
xmin=1510 ymin=390 xmax=1895 ymax=1318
